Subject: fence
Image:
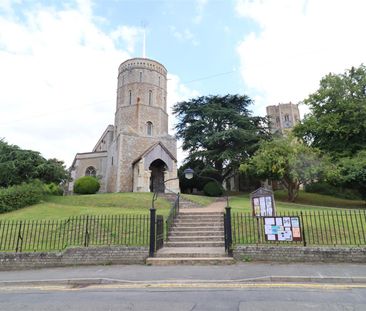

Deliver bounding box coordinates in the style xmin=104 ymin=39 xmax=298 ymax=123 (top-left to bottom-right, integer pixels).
xmin=0 ymin=214 xmax=150 ymax=252
xmin=232 ymin=210 xmax=366 ymax=247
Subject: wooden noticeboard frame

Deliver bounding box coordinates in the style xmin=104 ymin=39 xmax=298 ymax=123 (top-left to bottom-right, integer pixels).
xmin=250 ymin=187 xmax=276 ymax=217
xmin=263 ymin=216 xmax=303 ymax=242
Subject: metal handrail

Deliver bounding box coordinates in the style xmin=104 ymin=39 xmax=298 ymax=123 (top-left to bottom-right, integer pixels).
xmin=165 ymin=192 xmax=180 ymax=240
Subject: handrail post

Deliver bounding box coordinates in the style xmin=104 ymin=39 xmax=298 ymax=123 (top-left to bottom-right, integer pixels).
xmin=225 ymin=207 xmax=233 ymax=257
xmin=149 ymin=208 xmax=156 ymax=257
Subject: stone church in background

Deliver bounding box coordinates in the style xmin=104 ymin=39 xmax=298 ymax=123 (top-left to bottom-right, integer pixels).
xmin=68 ymin=58 xmax=179 ymax=193
xmin=266 ymin=102 xmax=300 ymax=134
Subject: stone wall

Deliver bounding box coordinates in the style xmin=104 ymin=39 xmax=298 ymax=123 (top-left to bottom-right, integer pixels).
xmin=0 ymin=246 xmax=149 ymax=271
xmin=234 ymin=245 xmax=366 ymax=263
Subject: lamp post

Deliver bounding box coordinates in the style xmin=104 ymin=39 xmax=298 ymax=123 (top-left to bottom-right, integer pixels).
xmin=151 ymin=169 xmax=194 ymax=209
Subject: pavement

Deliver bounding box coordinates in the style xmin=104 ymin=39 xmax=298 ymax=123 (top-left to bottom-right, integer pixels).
xmin=1 ymin=262 xmax=366 ymax=288
xmin=180 ymin=200 xmax=226 ymax=213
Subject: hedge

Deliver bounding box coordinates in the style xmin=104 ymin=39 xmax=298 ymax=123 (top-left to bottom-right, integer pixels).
xmin=0 ymin=181 xmax=45 ymax=214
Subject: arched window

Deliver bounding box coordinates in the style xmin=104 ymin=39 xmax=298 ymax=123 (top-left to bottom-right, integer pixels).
xmin=148 ymin=90 xmax=152 ymax=106
xmin=85 ymin=166 xmax=96 ymax=177
xmin=284 ymin=114 xmax=290 ymax=122
xmin=129 ymin=90 xmax=132 ymax=105
xmin=147 ymin=121 xmax=153 ymax=136
xmin=139 ymin=72 xmax=142 ymax=82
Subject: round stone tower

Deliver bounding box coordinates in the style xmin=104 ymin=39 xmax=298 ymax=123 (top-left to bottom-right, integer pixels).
xmin=115 ymin=58 xmax=168 ymax=137
xmin=106 ymin=58 xmax=178 ymax=193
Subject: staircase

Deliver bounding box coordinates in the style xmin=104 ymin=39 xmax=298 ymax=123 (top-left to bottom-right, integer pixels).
xmin=146 ymin=207 xmax=234 ymax=265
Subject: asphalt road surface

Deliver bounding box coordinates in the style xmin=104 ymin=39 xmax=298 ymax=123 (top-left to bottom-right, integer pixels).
xmin=1 ymin=283 xmax=366 ymax=311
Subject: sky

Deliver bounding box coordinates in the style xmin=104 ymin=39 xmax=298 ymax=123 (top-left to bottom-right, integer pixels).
xmin=1 ymin=0 xmax=366 ymax=168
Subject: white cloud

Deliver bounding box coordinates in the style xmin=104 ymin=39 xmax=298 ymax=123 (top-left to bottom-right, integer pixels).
xmin=170 ymin=26 xmax=199 ymax=46
xmin=0 ymin=2 xmax=130 ymax=166
xmin=193 ymin=0 xmax=208 ymax=24
xmin=111 ymin=25 xmax=144 ymax=54
xmin=235 ymin=0 xmax=366 ymax=117
xmin=0 ymin=1 xmax=197 ymax=168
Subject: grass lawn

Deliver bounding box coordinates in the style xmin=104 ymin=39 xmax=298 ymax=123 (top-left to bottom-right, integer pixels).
xmin=0 ymin=193 xmax=172 ymax=220
xmin=229 ymin=190 xmax=365 ymax=214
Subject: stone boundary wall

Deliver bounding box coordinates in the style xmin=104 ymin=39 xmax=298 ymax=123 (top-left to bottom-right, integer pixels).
xmin=234 ymin=245 xmax=366 ymax=263
xmin=0 ymin=246 xmax=149 ymax=271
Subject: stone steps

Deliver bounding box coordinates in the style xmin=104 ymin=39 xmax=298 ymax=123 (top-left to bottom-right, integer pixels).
xmin=155 ymin=247 xmax=228 ymax=258
xmin=169 ymin=230 xmax=224 ymax=236
xmin=165 ymin=241 xmax=225 ymax=247
xmin=168 ymin=236 xmax=224 ymax=242
xmin=146 ymin=257 xmax=234 ymax=265
xmin=170 ymin=226 xmax=224 ymax=232
xmin=147 ymin=203 xmax=231 ymax=265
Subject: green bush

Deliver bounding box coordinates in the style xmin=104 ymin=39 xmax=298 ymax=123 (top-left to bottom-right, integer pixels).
xmin=203 ymin=181 xmax=223 ymax=197
xmin=44 ymin=183 xmax=63 ymax=196
xmin=0 ymin=181 xmax=45 ymax=213
xmin=73 ymin=176 xmax=100 ymax=195
xmin=305 ymin=182 xmax=361 ymax=200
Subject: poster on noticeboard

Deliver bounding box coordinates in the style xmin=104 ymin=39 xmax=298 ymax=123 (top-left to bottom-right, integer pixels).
xmin=263 ymin=216 xmax=302 ymax=242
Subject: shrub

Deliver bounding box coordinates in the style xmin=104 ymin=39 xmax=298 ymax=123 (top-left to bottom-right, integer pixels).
xmin=73 ymin=176 xmax=100 ymax=194
xmin=44 ymin=183 xmax=63 ymax=196
xmin=305 ymin=182 xmax=361 ymax=200
xmin=0 ymin=181 xmax=45 ymax=214
xmin=203 ymin=181 xmax=223 ymax=197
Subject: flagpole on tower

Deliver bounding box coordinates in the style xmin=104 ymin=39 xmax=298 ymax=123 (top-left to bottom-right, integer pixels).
xmin=142 ymin=21 xmax=146 ymax=58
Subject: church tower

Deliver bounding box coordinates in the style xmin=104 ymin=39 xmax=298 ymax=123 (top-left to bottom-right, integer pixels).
xmin=69 ymin=58 xmax=179 ymax=194
xmin=105 ymin=58 xmax=179 ymax=192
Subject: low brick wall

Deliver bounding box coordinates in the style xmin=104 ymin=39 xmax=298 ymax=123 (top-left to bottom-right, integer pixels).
xmin=234 ymin=245 xmax=366 ymax=263
xmin=0 ymin=246 xmax=149 ymax=271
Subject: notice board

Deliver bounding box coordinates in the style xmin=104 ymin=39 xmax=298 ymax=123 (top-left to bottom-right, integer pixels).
xmin=250 ymin=187 xmax=276 ymax=217
xmin=263 ymin=216 xmax=302 ymax=242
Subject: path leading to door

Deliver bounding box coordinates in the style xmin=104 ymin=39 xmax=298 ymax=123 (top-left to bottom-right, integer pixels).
xmin=180 ymin=200 xmax=226 ymax=213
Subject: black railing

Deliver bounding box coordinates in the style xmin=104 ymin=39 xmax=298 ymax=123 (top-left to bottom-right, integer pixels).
xmin=165 ymin=193 xmax=180 ymax=240
xmin=0 ymin=214 xmax=150 ymax=252
xmin=232 ymin=210 xmax=366 ymax=247
xmin=224 ymin=207 xmax=233 ymax=256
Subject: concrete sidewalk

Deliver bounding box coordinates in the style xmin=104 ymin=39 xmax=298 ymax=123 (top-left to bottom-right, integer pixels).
xmin=1 ymin=262 xmax=366 ymax=287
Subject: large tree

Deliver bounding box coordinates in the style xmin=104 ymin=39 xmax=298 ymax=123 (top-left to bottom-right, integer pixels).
xmin=173 ymin=95 xmax=270 ymax=182
xmin=0 ymin=139 xmax=68 ymax=187
xmin=294 ymin=64 xmax=366 ymax=157
xmin=328 ymin=150 xmax=366 ymax=200
xmin=241 ymin=136 xmax=327 ymax=201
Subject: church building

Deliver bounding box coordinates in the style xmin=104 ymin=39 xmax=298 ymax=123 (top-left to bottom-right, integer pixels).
xmin=68 ymin=58 xmax=179 ymax=193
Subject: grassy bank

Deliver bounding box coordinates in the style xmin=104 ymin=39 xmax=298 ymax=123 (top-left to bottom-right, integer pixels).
xmin=0 ymin=193 xmax=171 ymax=220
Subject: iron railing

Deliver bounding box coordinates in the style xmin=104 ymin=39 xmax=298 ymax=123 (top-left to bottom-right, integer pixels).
xmin=0 ymin=214 xmax=150 ymax=252
xmin=165 ymin=193 xmax=180 ymax=240
xmin=232 ymin=210 xmax=366 ymax=247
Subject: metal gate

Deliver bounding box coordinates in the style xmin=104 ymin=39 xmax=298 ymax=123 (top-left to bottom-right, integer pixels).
xmin=156 ymin=215 xmax=164 ymax=251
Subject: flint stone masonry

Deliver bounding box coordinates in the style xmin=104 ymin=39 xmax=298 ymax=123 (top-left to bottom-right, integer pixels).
xmin=234 ymin=245 xmax=366 ymax=263
xmin=0 ymin=246 xmax=148 ymax=271
xmin=69 ymin=57 xmax=178 ymax=193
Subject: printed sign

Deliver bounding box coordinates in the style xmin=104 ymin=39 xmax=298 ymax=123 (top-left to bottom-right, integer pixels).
xmin=263 ymin=216 xmax=302 ymax=242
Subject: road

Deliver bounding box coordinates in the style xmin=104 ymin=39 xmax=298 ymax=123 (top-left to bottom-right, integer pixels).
xmin=1 ymin=283 xmax=366 ymax=310
xmin=1 ymin=263 xmax=366 ymax=310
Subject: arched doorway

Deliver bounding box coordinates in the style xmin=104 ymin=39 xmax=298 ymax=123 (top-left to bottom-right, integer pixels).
xmin=149 ymin=159 xmax=166 ymax=193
